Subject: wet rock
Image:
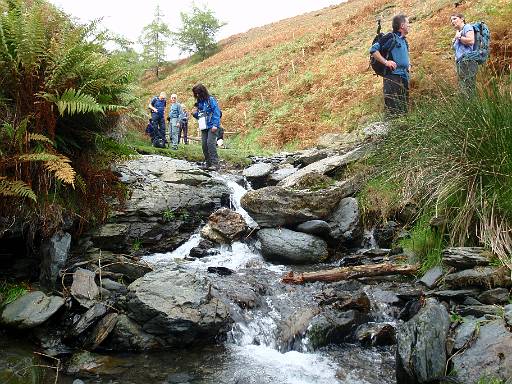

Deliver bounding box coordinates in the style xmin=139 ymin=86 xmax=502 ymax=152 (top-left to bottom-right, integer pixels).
xmin=257 ymin=228 xmax=328 ymax=264
xmin=442 ymin=247 xmax=491 ymax=269
xmin=419 ymin=266 xmax=443 ymax=289
xmin=477 ymin=288 xmax=510 ymax=305
xmin=267 ymin=165 xmax=297 ymax=185
xmin=126 ymin=267 xmax=231 ymax=348
xmin=39 ymin=230 xmax=72 ymax=289
xmin=67 ymin=303 xmax=107 ymax=338
xmin=200 ymin=208 xmax=247 ymax=244
xmin=1 ymin=291 xmax=64 ymax=329
xmin=240 ymin=178 xmax=359 ymax=227
xmin=373 ymin=221 xmax=398 ymax=248
xmin=368 ymin=288 xmax=400 ymax=305
xmin=107 ymin=314 xmax=164 ymax=351
xmin=318 ymin=290 xmax=371 ymax=313
xmin=452 ymin=320 xmax=512 ymax=383
xmin=295 ymin=220 xmax=331 ymax=237
xmin=242 ymin=163 xmax=274 ymax=189
xmin=306 ymin=310 xmax=366 ymax=349
xmin=189 ymin=239 xmax=219 ymax=258
xmin=279 ymin=146 xmax=369 ymax=188
xmin=355 ymin=323 xmax=396 ymax=346
xmin=505 ymin=304 xmax=512 ymax=327
xmin=165 ymin=372 xmax=195 ymax=384
xmin=83 ymin=252 xmax=152 ymax=283
xmin=207 ymin=266 xmax=234 ymax=276
xmin=444 ymin=266 xmax=511 ymax=289
xmin=289 ymin=147 xmax=332 ymax=167
xmin=71 ymin=268 xmax=99 ymax=308
xmin=456 ymin=305 xmax=503 ymax=317
xmin=431 ymin=289 xmax=480 ymax=301
xmin=278 ymin=307 xmax=319 ymax=352
xmin=396 ymin=298 xmax=450 ymax=384
xmin=100 ymin=278 xmax=128 ymax=295
xmin=453 ymin=317 xmax=479 ymax=350
xmin=328 ymin=197 xmax=362 ymax=246
xmin=65 ymin=351 xmax=127 ymax=377
xmin=86 ymin=312 xmax=118 ymax=350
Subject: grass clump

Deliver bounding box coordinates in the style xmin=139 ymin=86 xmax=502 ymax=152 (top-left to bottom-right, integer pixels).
xmin=376 ymin=76 xmax=512 ymax=271
xmin=0 ymin=281 xmax=29 ymax=307
xmin=358 ymin=176 xmax=402 ymax=227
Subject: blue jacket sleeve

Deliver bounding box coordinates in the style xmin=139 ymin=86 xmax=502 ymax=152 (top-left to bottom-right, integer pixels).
xmin=369 ymin=42 xmax=381 ymax=54
xmin=209 ymin=97 xmax=221 ymax=128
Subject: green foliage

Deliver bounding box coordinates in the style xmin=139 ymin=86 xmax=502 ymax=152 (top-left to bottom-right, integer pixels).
xmin=399 ymin=215 xmax=445 ymax=274
xmin=131 ymin=238 xmax=142 ymax=252
xmin=0 ymin=280 xmax=29 ymax=306
xmin=476 ymin=377 xmax=504 ymax=384
xmin=138 ymin=5 xmax=172 ymax=78
xmin=173 ymin=4 xmax=225 ymax=61
xmin=358 ymin=177 xmax=402 ymax=227
xmin=162 ymin=208 xmax=175 ymax=222
xmin=377 ymin=76 xmax=512 ymax=271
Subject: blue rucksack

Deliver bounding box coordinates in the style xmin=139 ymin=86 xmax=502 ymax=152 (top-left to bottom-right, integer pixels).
xmin=464 ymin=21 xmax=491 ymax=64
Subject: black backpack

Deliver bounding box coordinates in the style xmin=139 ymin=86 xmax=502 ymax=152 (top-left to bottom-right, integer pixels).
xmin=369 ymin=20 xmax=399 ymax=76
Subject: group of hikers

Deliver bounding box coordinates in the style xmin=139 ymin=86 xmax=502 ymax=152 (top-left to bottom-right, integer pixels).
xmin=144 ymin=12 xmax=488 ymax=168
xmin=370 ymin=12 xmax=489 ymax=116
xmin=147 ymin=83 xmax=223 ymax=170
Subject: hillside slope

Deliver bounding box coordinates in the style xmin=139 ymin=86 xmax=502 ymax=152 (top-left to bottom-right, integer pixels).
xmin=146 ymin=0 xmax=511 ymax=149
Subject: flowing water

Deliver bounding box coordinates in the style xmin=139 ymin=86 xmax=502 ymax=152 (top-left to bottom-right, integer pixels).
xmin=0 ymin=173 xmax=396 ymax=384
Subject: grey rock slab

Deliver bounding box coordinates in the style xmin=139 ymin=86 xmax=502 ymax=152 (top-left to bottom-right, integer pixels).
xmin=268 ymin=166 xmax=297 ymax=185
xmin=453 ymin=317 xmax=478 ymax=350
xmin=419 ymin=266 xmax=444 ymax=289
xmin=452 ymin=320 xmax=512 ymax=383
xmin=39 ymin=230 xmax=72 ymax=289
xmin=477 ymin=288 xmax=510 ymax=305
xmin=257 ymin=228 xmax=328 ymax=264
xmin=107 ymin=314 xmax=164 ymax=351
xmin=396 ymin=298 xmax=450 ymax=384
xmin=442 ymin=247 xmax=491 ymax=269
xmin=86 ymin=312 xmax=119 ymax=350
xmin=456 ymin=305 xmax=504 ymax=317
xmin=126 ymin=267 xmax=231 ymax=347
xmin=431 ymin=289 xmax=480 ymax=300
xmin=355 ymin=323 xmax=396 ymax=346
xmin=328 ymin=197 xmax=362 ymax=245
xmin=242 ymin=162 xmax=274 ymax=179
xmin=68 ymin=303 xmax=107 ymax=338
xmin=295 ymin=220 xmax=331 ymax=236
xmin=65 ymin=351 xmax=126 ymax=376
xmin=504 ymin=304 xmax=512 ymax=327
xmin=279 ymin=146 xmax=369 ymax=188
xmin=71 ymin=268 xmax=99 ymax=308
xmin=444 ymin=266 xmax=511 ymax=289
xmin=240 ymin=178 xmax=359 ymax=227
xmin=1 ymin=291 xmax=64 ymax=329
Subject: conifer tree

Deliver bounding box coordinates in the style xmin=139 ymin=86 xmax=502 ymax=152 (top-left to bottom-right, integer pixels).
xmin=138 ymin=6 xmax=171 ymax=77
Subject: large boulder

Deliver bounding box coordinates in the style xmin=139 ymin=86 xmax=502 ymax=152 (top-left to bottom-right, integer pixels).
xmin=125 ymin=267 xmax=231 ymax=348
xmin=1 ymin=291 xmax=64 ymax=329
xmin=257 ymin=228 xmax=328 ymax=264
xmin=328 ymin=197 xmax=363 ymax=246
xmin=39 ymin=231 xmax=72 ymax=289
xmin=452 ymin=320 xmax=512 ymax=383
xmin=278 ymin=146 xmax=369 ymax=189
xmin=89 ymin=155 xmax=231 ymax=253
xmin=242 ymin=163 xmax=274 ymax=189
xmin=396 ymin=298 xmax=450 ymax=384
xmin=200 ymin=208 xmax=247 ymax=244
xmin=240 ymin=178 xmax=360 ymax=227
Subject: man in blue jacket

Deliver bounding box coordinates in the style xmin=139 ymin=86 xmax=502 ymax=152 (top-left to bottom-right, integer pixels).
xmin=148 ymin=92 xmax=167 ymax=145
xmin=370 ymin=14 xmax=411 ymax=116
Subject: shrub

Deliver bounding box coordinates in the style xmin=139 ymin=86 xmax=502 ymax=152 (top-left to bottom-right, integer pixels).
xmin=377 ymin=76 xmax=512 ymax=271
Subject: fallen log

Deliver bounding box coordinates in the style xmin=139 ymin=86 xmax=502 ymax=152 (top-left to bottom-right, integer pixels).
xmin=282 ymin=262 xmax=419 ymax=285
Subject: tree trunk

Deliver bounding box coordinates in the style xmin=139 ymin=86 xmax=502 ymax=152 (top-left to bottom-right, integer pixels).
xmin=282 ymin=262 xmax=419 ymax=285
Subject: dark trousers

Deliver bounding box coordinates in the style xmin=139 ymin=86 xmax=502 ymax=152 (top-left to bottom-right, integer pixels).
xmin=456 ymin=59 xmax=478 ymax=96
xmin=151 ymin=114 xmax=166 ymax=142
xmin=383 ymin=74 xmax=409 ymax=117
xmin=178 ymin=121 xmax=188 ymax=144
xmin=201 ymin=128 xmax=218 ymax=166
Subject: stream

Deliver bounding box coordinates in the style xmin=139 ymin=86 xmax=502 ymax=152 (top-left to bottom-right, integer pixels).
xmin=0 ymin=174 xmax=397 ymax=384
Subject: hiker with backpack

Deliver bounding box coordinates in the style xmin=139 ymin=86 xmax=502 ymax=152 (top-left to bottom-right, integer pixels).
xmin=178 ymin=104 xmax=189 ymax=145
xmin=191 ymin=83 xmax=221 ymax=170
xmin=450 ymin=13 xmax=491 ymax=95
xmin=148 ymin=92 xmax=167 ymax=148
xmin=167 ymin=93 xmax=185 ymax=150
xmin=370 ymin=14 xmax=411 ymax=116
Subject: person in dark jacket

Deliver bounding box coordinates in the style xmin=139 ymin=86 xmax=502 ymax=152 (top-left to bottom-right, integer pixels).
xmin=191 ymin=84 xmax=221 ymax=169
xmin=179 ymin=104 xmax=189 ymax=144
xmin=148 ymin=92 xmax=167 ymax=145
xmin=370 ymin=14 xmax=411 ymax=116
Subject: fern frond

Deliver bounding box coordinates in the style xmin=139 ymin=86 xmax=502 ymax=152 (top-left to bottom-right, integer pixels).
xmin=75 ymin=173 xmax=87 ymax=194
xmin=28 ymin=133 xmax=54 ymax=145
xmin=42 ymin=88 xmax=104 ymax=116
xmin=18 ymin=153 xmax=60 ymax=163
xmin=0 ymin=178 xmax=37 ymax=201
xmin=44 ymin=156 xmax=76 ymax=187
